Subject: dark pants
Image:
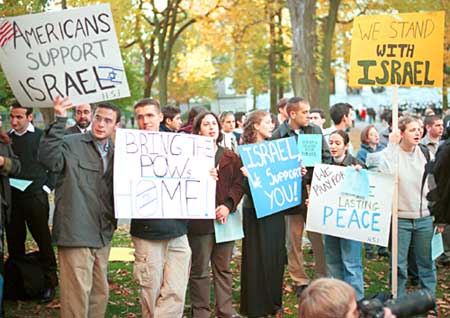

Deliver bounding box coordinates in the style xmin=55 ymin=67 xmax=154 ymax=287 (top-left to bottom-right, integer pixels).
xmin=188 ymin=234 xmax=236 ymax=318
xmin=5 ymin=190 xmax=57 ymax=288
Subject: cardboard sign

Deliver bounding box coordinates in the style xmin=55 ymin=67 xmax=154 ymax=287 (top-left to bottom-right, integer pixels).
xmin=0 ymin=4 xmax=130 ymax=107
xmin=298 ymin=134 xmax=322 ymax=167
xmin=238 ymin=137 xmax=302 ymax=218
xmin=306 ymin=164 xmax=394 ymax=247
xmin=349 ymin=11 xmax=445 ymax=87
xmin=114 ymin=129 xmax=216 ymax=219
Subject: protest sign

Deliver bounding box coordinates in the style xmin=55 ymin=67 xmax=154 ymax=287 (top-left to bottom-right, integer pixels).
xmin=214 ymin=210 xmax=244 ymax=243
xmin=306 ymin=164 xmax=394 ymax=247
xmin=297 ymin=134 xmax=322 ymax=167
xmin=349 ymin=11 xmax=445 ymax=87
xmin=114 ymin=129 xmax=216 ymax=219
xmin=0 ymin=4 xmax=130 ymax=107
xmin=238 ymin=137 xmax=301 ymax=218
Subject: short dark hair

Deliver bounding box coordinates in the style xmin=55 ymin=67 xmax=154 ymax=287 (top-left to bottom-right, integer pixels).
xmin=234 ymin=111 xmax=246 ymax=123
xmin=330 ymin=130 xmax=350 ymax=145
xmin=286 ymin=97 xmax=308 ymax=115
xmin=330 ymin=103 xmax=352 ymax=125
xmin=192 ymin=111 xmax=223 ymax=145
xmin=161 ymin=105 xmax=181 ymax=124
xmin=310 ymin=108 xmax=325 ymax=119
xmin=10 ymin=100 xmax=33 ymax=116
xmin=133 ymin=98 xmax=160 ymax=112
xmin=424 ymin=115 xmax=442 ymax=127
xmin=95 ymin=102 xmax=122 ymax=124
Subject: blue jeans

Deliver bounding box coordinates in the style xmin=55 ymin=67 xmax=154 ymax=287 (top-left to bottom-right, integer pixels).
xmin=397 ymin=217 xmax=436 ymax=298
xmin=324 ymin=235 xmax=364 ymax=300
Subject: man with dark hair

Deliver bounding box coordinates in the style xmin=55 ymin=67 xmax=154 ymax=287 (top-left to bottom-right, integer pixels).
xmin=322 ymin=102 xmax=355 ymax=154
xmin=131 ymin=98 xmax=191 ymax=318
xmin=233 ymin=111 xmax=246 ymax=143
xmin=65 ymin=103 xmax=92 ymax=134
xmin=160 ymin=105 xmax=182 ymax=132
xmin=309 ymin=108 xmax=326 ymax=130
xmin=271 ymin=96 xmax=331 ymax=297
xmin=420 ymin=115 xmax=444 ymax=155
xmin=6 ymin=100 xmax=58 ymax=303
xmin=39 ymin=96 xmax=121 ymax=317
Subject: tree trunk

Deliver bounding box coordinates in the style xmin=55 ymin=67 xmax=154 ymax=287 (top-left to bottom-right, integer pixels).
xmin=319 ymin=0 xmax=340 ymax=116
xmin=287 ymin=0 xmax=319 ymax=107
xmin=143 ymin=59 xmax=152 ymax=98
xmin=268 ymin=9 xmax=278 ymax=114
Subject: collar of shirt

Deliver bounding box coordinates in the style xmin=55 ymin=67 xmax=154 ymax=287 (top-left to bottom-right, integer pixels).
xmin=77 ymin=123 xmax=92 ymax=134
xmin=11 ymin=122 xmax=35 ymax=136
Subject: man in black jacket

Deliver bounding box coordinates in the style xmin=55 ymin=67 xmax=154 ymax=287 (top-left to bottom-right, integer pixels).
xmin=65 ymin=103 xmax=92 ymax=134
xmin=131 ymin=98 xmax=191 ymax=318
xmin=6 ymin=101 xmax=57 ymax=303
xmin=271 ymin=96 xmax=331 ymax=297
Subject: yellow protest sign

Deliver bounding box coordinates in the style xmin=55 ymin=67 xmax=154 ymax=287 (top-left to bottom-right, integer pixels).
xmin=349 ymin=11 xmax=445 ymax=87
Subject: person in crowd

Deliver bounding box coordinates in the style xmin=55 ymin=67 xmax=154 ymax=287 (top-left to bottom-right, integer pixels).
xmin=188 ymin=111 xmax=243 ymax=318
xmin=219 ymin=111 xmax=238 ymax=152
xmin=271 ymin=113 xmax=280 ymax=130
xmin=271 ymin=96 xmax=331 ymax=297
xmin=130 ymin=98 xmax=191 ymax=318
xmin=39 ymin=96 xmax=120 ymax=317
xmin=309 ymin=108 xmax=326 ymax=130
xmin=233 ymin=111 xmax=246 ymax=144
xmin=379 ymin=116 xmax=437 ymax=305
xmin=356 ymin=124 xmax=385 ymax=164
xmin=65 ymin=103 xmax=92 ymax=134
xmin=322 ymin=103 xmax=355 ymax=155
xmin=240 ymin=110 xmax=293 ymax=318
xmin=179 ymin=106 xmax=206 ymax=134
xmin=420 ymin=115 xmax=444 ymax=155
xmin=160 ymin=105 xmax=182 ymax=132
xmin=298 ymin=278 xmax=396 ymax=318
xmin=0 ymin=128 xmax=21 ymax=315
xmin=431 ymin=135 xmax=450 ymax=266
xmin=277 ymin=97 xmax=289 ymax=124
xmin=6 ymin=101 xmax=58 ymax=303
xmin=325 ymin=130 xmax=365 ymax=300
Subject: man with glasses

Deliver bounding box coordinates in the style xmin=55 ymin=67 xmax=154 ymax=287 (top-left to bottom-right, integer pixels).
xmin=39 ymin=96 xmax=121 ymax=318
xmin=65 ymin=104 xmax=92 ymax=134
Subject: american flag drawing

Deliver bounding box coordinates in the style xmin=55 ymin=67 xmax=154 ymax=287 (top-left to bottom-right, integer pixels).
xmin=0 ymin=19 xmax=14 ymax=48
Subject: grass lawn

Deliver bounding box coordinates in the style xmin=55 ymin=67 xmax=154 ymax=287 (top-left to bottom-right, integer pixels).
xmin=4 ymin=225 xmax=450 ymax=317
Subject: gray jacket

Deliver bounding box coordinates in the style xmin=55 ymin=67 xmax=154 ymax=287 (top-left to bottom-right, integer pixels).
xmin=39 ymin=117 xmax=116 ymax=248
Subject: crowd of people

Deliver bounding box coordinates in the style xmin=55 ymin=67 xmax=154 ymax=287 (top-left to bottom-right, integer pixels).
xmin=0 ymin=95 xmax=448 ymax=318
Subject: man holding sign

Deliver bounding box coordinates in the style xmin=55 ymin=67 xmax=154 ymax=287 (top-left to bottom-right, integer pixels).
xmin=39 ymin=96 xmax=121 ymax=317
xmin=271 ymin=96 xmax=331 ymax=296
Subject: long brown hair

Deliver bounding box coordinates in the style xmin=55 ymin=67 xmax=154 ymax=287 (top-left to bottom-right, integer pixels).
xmin=242 ymin=110 xmax=269 ymax=144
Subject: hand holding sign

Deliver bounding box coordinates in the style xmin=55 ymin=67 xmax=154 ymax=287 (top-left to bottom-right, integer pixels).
xmin=53 ymin=95 xmax=73 ymax=117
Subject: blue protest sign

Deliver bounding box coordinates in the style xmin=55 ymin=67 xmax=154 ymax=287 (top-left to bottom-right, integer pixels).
xmin=238 ymin=137 xmax=302 ymax=218
xmin=341 ymin=167 xmax=370 ymax=198
xmin=214 ymin=210 xmax=244 ymax=243
xmin=297 ymin=134 xmax=322 ymax=167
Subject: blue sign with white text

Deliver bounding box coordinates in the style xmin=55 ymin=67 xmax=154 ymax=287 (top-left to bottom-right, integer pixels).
xmin=238 ymin=137 xmax=302 ymax=218
xmin=297 ymin=134 xmax=322 ymax=167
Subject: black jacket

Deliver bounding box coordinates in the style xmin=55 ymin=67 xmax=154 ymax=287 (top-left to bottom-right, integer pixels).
xmin=432 ymin=140 xmax=450 ymax=224
xmin=271 ymin=121 xmax=331 ymax=216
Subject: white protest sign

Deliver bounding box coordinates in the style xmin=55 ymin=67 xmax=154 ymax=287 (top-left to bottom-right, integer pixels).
xmin=0 ymin=4 xmax=130 ymax=107
xmin=306 ymin=164 xmax=394 ymax=247
xmin=114 ymin=129 xmax=216 ymax=219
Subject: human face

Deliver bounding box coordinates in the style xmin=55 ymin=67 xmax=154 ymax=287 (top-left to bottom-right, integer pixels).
xmin=401 ymin=121 xmax=421 ymax=147
xmin=427 ymin=119 xmax=444 ymax=139
xmin=255 ymin=114 xmax=274 ymax=141
xmin=309 ymin=112 xmax=325 ymax=128
xmin=199 ymin=114 xmax=219 ymax=141
xmin=344 ymin=110 xmax=354 ymax=129
xmin=366 ymin=127 xmax=379 ymax=146
xmin=91 ymin=107 xmax=119 ymax=143
xmin=166 ymin=113 xmax=182 ymax=132
xmin=329 ymin=133 xmax=348 ymax=158
xmin=136 ymin=105 xmax=163 ymax=131
xmin=221 ymin=113 xmax=235 ymax=133
xmin=10 ymin=107 xmax=33 ymax=134
xmin=290 ymin=102 xmax=310 ymax=129
xmin=74 ymin=104 xmax=92 ymax=129
xmin=417 ymin=119 xmax=424 ymax=137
